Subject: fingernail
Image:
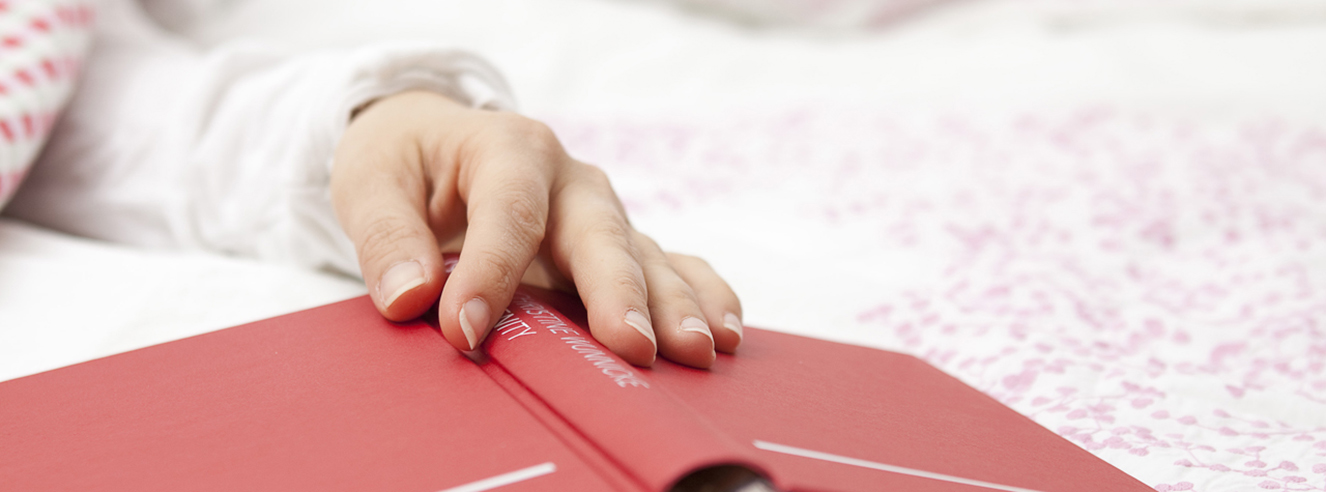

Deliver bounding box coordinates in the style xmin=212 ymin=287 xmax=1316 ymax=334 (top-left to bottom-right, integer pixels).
xmin=379 ymin=260 xmax=425 ymax=309
xmin=723 ymin=312 xmax=744 ymax=342
xmin=679 ymin=316 xmax=713 ymax=344
xmin=623 ymin=309 xmax=656 ymax=346
xmin=459 ymin=297 xmax=490 ymax=350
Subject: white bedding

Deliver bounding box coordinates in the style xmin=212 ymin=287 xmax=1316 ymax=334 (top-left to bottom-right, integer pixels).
xmin=4 ymin=0 xmax=1326 ymax=490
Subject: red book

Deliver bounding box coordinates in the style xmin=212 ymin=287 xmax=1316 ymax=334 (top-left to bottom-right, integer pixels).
xmin=0 ymin=286 xmax=1151 ymax=492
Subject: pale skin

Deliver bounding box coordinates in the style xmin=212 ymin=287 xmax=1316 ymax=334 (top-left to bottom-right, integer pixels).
xmin=331 ymin=90 xmax=743 ymax=368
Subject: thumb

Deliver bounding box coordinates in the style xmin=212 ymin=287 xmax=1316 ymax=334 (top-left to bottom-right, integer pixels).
xmin=331 ymin=139 xmax=446 ymax=322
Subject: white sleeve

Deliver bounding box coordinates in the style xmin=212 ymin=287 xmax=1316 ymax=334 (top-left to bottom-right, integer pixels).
xmin=6 ymin=0 xmax=514 ymax=276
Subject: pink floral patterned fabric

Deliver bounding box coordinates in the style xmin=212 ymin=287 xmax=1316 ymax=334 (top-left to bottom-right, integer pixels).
xmin=0 ymin=0 xmax=93 ymax=210
xmin=547 ymin=107 xmax=1326 ymax=491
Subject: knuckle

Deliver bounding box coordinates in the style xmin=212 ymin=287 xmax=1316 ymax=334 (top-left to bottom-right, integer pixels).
xmin=631 ymin=231 xmax=662 ymax=253
xmin=469 ymin=248 xmax=523 ymax=295
xmin=577 ymin=163 xmax=612 ymax=187
xmin=610 ymin=271 xmax=649 ymax=302
xmin=497 ymin=189 xmax=549 ymax=246
xmin=585 ymin=218 xmax=633 ymax=246
xmin=356 ymin=218 xmax=419 ymax=266
xmin=669 ymin=252 xmax=711 ymax=270
xmin=659 ymin=280 xmax=698 ymax=306
xmin=571 ymin=163 xmax=627 ymax=212
xmin=486 ymin=113 xmax=562 ymax=156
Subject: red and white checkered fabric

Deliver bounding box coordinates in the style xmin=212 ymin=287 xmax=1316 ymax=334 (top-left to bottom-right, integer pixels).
xmin=0 ymin=0 xmax=93 ymax=210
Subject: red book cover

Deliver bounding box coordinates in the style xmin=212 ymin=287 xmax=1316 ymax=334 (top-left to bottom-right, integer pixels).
xmin=0 ymin=286 xmax=1152 ymax=491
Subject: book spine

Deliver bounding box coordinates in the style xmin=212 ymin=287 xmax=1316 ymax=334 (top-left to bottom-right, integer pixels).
xmin=475 ymin=355 xmax=648 ymax=492
xmin=480 ymin=287 xmax=762 ymax=492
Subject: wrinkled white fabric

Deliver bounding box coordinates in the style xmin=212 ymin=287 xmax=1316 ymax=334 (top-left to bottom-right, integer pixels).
xmin=5 ymin=0 xmax=513 ymax=275
xmin=667 ymin=0 xmax=943 ymax=29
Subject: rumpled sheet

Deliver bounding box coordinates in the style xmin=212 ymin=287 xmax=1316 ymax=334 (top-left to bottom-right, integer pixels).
xmin=3 ymin=0 xmax=1324 ymax=490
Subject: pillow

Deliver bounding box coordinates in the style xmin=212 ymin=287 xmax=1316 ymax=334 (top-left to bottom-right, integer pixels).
xmin=0 ymin=0 xmax=94 ymax=211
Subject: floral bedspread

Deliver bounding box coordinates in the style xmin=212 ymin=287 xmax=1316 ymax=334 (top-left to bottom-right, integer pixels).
xmin=549 ymin=106 xmax=1326 ymax=491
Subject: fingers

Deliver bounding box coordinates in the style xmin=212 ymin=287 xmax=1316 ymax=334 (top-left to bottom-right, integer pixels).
xmin=434 ymin=119 xmax=558 ymax=351
xmin=331 ymin=127 xmax=446 ymax=322
xmin=635 ymin=234 xmax=717 ymax=368
xmin=335 ymin=94 xmax=742 ymax=366
xmin=546 ymin=165 xmax=659 ymax=366
xmin=666 ymin=253 xmax=744 ymax=354
xmin=547 ymin=164 xmax=725 ymax=368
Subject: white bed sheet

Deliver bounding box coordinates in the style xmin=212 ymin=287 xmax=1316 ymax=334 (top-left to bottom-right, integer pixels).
xmin=0 ymin=218 xmax=365 ymax=380
xmin=4 ymin=0 xmax=1326 ymax=490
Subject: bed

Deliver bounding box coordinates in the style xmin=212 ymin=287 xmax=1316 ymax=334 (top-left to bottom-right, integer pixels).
xmin=3 ymin=0 xmax=1324 ymax=489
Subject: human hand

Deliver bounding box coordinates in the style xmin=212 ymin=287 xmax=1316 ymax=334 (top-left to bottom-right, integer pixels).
xmin=331 ymin=91 xmax=742 ymax=368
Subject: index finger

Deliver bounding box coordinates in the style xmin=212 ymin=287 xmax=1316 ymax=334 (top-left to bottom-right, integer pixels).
xmin=434 ymin=118 xmax=560 ymax=351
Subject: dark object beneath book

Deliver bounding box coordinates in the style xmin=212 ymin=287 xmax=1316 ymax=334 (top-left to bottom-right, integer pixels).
xmin=671 ymin=466 xmax=777 ymax=492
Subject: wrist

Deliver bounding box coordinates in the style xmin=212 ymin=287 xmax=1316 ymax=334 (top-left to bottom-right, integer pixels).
xmin=350 ymin=90 xmax=465 ymax=122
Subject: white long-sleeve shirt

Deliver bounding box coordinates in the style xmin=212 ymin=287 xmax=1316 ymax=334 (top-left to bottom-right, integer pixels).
xmin=5 ymin=0 xmax=514 ymax=276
